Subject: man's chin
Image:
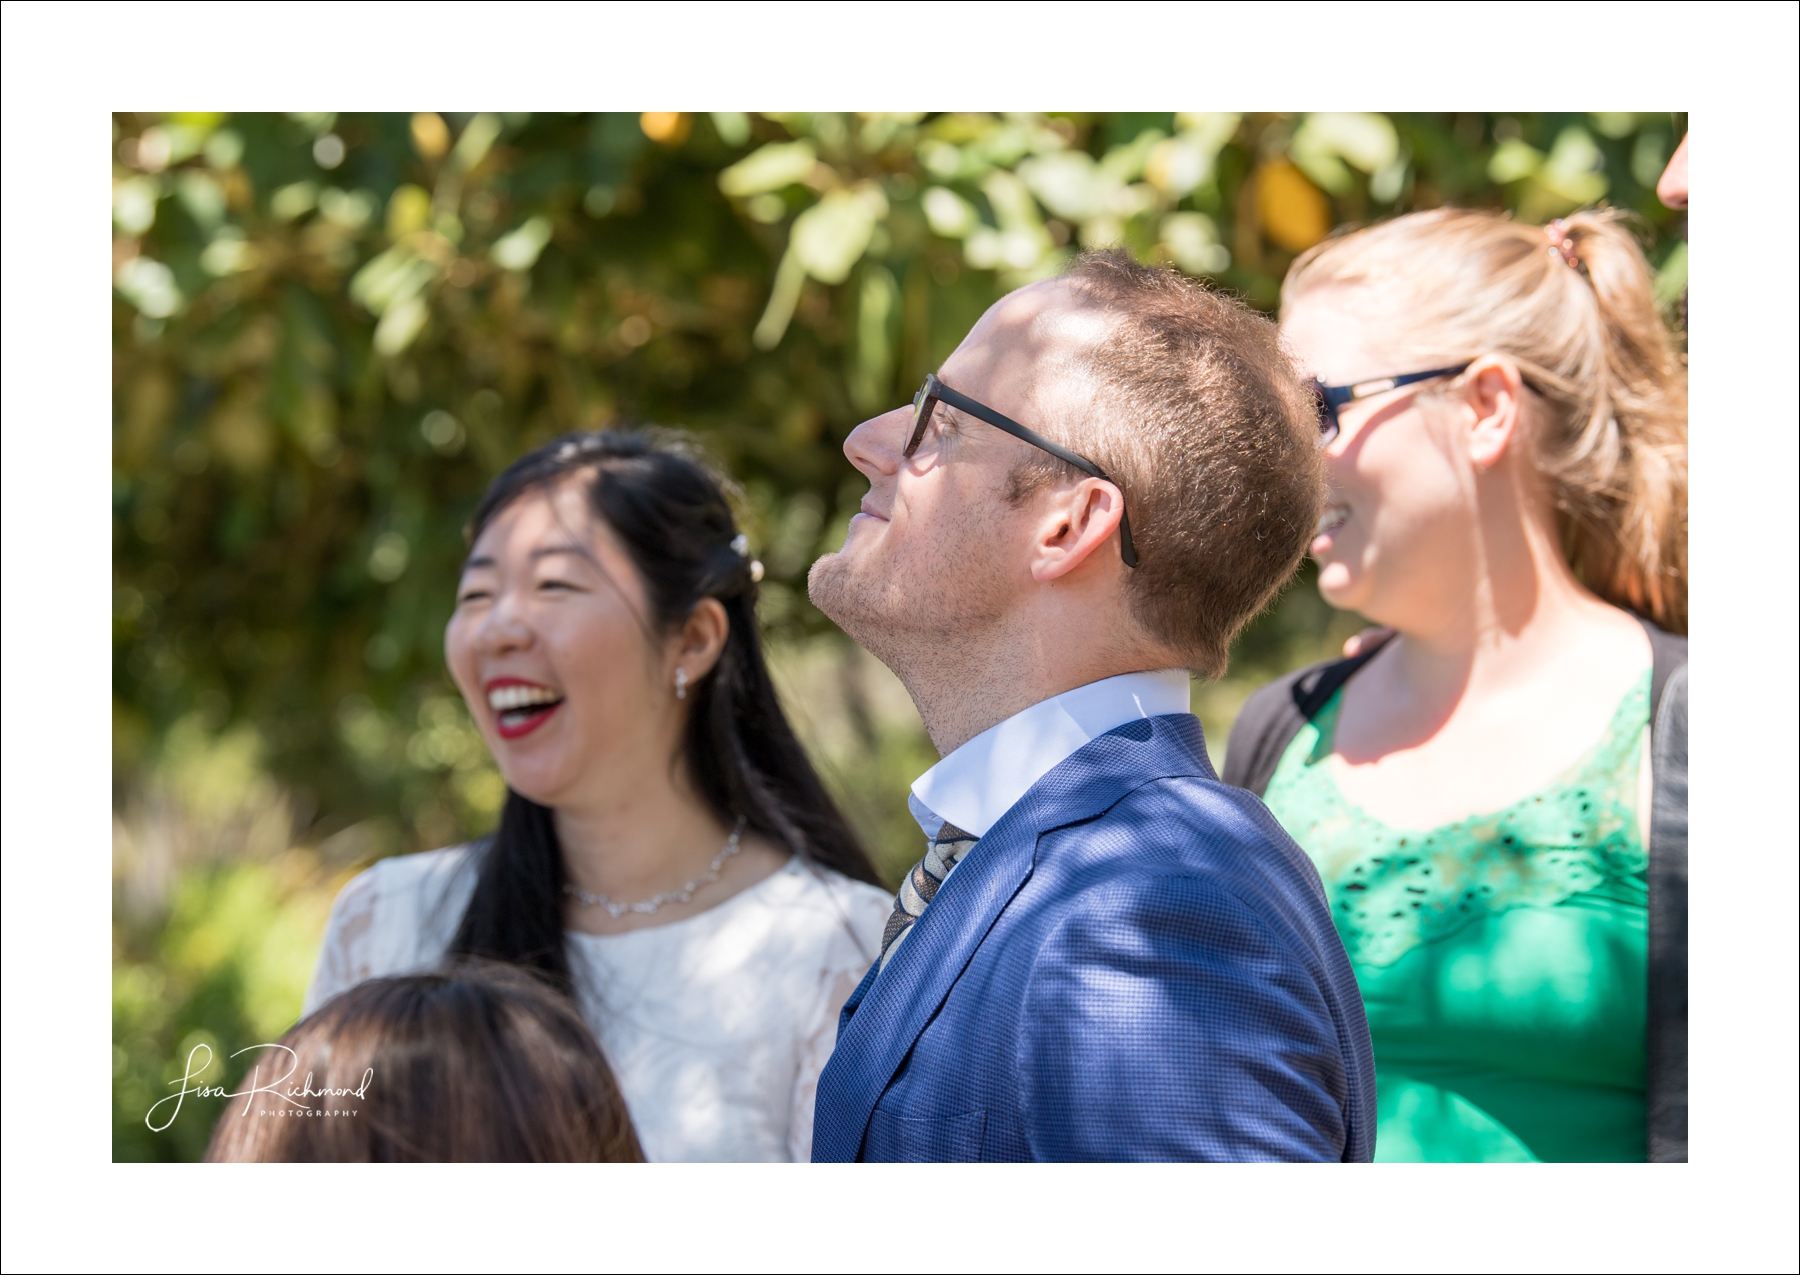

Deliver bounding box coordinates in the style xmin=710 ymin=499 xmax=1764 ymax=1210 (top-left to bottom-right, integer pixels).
xmin=808 ymin=550 xmax=896 ymax=652
xmin=806 ymin=549 xmax=859 ymax=626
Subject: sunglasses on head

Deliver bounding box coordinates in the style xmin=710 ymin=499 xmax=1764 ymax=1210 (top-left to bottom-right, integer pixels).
xmin=906 ymin=373 xmax=1138 ymax=568
xmin=1309 ymin=363 xmax=1472 ymax=444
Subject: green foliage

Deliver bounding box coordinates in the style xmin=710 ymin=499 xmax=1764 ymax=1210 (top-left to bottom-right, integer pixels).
xmin=112 ymin=112 xmax=1685 ymax=1158
xmin=112 ymin=717 xmax=351 ymax=1159
xmin=113 ymin=109 xmax=1687 ymax=856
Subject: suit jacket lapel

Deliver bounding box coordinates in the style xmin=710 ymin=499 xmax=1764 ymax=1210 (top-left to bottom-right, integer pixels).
xmin=836 ymin=949 xmax=882 ymax=1026
xmin=812 ymin=713 xmax=1214 ymax=1162
xmin=812 ymin=793 xmax=1041 ymax=1162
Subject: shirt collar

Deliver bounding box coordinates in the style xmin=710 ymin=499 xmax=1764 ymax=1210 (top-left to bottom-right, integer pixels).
xmin=908 ymin=669 xmax=1191 ymax=840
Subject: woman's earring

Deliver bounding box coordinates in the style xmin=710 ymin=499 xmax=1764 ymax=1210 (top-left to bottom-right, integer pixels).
xmin=674 ymin=667 xmax=688 ymax=701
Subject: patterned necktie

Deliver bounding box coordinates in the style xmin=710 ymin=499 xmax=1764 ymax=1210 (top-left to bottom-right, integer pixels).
xmin=878 ymin=822 xmax=979 ymax=971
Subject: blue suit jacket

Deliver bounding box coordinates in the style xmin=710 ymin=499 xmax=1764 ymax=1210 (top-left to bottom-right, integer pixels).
xmin=811 ymin=714 xmax=1376 ymax=1162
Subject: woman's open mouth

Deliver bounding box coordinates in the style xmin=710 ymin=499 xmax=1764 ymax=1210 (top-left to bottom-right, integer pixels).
xmin=1311 ymin=503 xmax=1349 ymax=554
xmin=486 ymin=679 xmax=565 ymax=739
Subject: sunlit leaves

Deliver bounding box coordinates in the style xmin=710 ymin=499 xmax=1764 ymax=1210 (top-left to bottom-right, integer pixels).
xmin=731 ymin=112 xmax=1254 ymax=299
xmin=719 ymin=140 xmax=819 ymax=197
xmin=1487 ymin=124 xmax=1611 ymax=221
xmin=1159 ymin=211 xmax=1230 ymax=275
xmin=114 ymin=175 xmax=160 ymax=234
xmin=1654 ymin=241 xmax=1688 ymax=309
xmin=1290 ymin=113 xmax=1400 ymax=195
xmin=851 ymin=266 xmax=900 ymax=413
xmin=790 ymin=184 xmax=889 ymax=283
xmin=755 ymin=183 xmax=890 ymax=348
xmin=967 ymin=170 xmax=1055 ymax=272
xmin=1018 ymin=149 xmax=1120 ymax=222
xmin=317 ymin=187 xmax=375 ymax=231
xmin=922 ymin=186 xmax=978 ymax=238
xmin=386 ymin=183 xmax=431 ymax=238
xmin=491 ymin=215 xmax=553 ymax=272
xmin=270 ymin=181 xmax=316 ymax=221
xmin=448 ymin=113 xmax=501 ymax=174
xmin=711 ymin=111 xmax=752 ymax=148
xmin=109 ymin=109 xmax=1687 ymax=878
xmin=116 ymin=256 xmax=183 ymax=318
xmin=175 ymin=171 xmax=227 ymax=230
xmin=199 ymin=227 xmax=253 ymax=277
xmin=1147 ymin=113 xmax=1238 ymax=197
xmin=1489 ymin=138 xmax=1545 ymax=184
xmin=367 ymin=530 xmax=410 ymax=582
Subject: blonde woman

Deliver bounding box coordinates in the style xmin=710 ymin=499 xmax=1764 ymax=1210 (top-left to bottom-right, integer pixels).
xmin=1226 ymin=208 xmax=1686 ymax=1162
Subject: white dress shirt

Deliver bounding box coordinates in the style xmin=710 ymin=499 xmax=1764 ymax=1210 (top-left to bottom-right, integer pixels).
xmin=908 ymin=669 xmax=1192 ymax=843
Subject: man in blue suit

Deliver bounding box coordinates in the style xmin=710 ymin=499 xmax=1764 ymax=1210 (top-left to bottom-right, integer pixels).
xmin=805 ymin=250 xmax=1376 ymax=1161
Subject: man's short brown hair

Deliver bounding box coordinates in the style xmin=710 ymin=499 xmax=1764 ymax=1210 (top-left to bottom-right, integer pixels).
xmin=1012 ymin=251 xmax=1326 ymax=679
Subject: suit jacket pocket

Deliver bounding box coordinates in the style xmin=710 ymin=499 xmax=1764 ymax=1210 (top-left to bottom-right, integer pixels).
xmin=863 ymin=1105 xmax=987 ymax=1162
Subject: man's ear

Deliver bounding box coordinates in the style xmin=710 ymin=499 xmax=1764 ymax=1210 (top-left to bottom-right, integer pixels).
xmin=1029 ymin=477 xmax=1127 ymax=583
xmin=1462 ymin=355 xmax=1528 ymax=470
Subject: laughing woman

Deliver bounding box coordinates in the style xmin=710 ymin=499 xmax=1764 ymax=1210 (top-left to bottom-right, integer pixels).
xmin=1226 ymin=209 xmax=1687 ymax=1162
xmin=304 ymin=431 xmax=892 ymax=1162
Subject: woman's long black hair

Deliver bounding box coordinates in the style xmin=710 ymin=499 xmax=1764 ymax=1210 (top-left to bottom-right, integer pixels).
xmin=448 ymin=430 xmax=882 ymax=992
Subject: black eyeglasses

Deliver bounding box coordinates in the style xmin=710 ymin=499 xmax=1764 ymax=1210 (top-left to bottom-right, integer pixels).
xmin=905 ymin=373 xmax=1138 ymax=568
xmin=1310 ymin=364 xmax=1472 ymax=444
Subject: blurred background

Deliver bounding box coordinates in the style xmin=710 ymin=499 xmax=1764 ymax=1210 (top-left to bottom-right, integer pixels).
xmin=112 ymin=111 xmax=1687 ymax=1159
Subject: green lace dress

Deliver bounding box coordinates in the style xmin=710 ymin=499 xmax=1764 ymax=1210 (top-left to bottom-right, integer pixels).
xmin=1263 ymin=672 xmax=1651 ymax=1162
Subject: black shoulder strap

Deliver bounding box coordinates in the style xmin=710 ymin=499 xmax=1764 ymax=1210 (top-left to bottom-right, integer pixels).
xmin=1223 ymin=632 xmax=1395 ymax=797
xmin=1293 ymin=632 xmax=1394 ymax=721
xmin=1220 ymin=669 xmax=1309 ymax=794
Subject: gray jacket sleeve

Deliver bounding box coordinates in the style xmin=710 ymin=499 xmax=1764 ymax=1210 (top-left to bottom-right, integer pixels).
xmin=1647 ymin=663 xmax=1687 ymax=1162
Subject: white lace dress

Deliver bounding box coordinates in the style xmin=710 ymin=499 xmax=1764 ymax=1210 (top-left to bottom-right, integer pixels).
xmin=303 ymin=846 xmax=891 ymax=1162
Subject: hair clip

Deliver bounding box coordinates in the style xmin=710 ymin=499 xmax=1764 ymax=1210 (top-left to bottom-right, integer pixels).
xmin=729 ymin=533 xmax=764 ymax=582
xmin=1544 ymin=219 xmax=1581 ymax=270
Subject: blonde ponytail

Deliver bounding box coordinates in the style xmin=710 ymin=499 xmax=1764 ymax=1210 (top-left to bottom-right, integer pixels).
xmin=1284 ymin=207 xmax=1687 ymax=633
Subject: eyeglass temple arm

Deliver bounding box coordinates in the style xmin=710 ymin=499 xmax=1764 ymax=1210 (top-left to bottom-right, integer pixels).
xmin=1322 ymin=363 xmax=1473 ymax=407
xmin=932 ymin=381 xmax=1138 ymax=568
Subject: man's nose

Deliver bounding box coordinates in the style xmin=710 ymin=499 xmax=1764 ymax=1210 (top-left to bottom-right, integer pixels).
xmin=843 ymin=405 xmax=912 ymax=479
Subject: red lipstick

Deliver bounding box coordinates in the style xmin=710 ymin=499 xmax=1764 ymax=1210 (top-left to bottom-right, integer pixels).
xmin=484 ymin=676 xmax=565 ymax=740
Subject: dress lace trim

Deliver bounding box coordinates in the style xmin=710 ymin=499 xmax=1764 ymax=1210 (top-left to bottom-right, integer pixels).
xmin=1266 ymin=673 xmax=1650 ymax=968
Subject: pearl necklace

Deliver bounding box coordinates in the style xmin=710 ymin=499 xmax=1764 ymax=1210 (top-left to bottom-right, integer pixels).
xmin=563 ymin=818 xmax=748 ymax=918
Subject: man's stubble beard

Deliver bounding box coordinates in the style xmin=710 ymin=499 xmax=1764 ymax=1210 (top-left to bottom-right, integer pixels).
xmin=807 ymin=547 xmax=902 ymax=665
xmin=807 ymin=523 xmax=1010 ymax=691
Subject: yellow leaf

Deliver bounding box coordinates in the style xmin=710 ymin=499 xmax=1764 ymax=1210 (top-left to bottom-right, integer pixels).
xmin=386 ymin=184 xmax=431 ymax=240
xmin=410 ymin=113 xmax=449 ymax=160
xmin=640 ymin=112 xmax=691 ymax=146
xmin=1257 ymin=159 xmax=1330 ymax=254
